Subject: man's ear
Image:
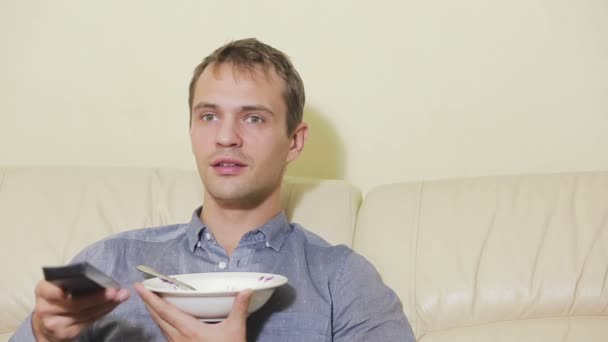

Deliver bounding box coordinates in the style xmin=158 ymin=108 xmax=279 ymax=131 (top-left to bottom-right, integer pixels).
xmin=286 ymin=122 xmax=309 ymax=164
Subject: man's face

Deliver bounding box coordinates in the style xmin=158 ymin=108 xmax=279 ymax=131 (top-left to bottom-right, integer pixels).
xmin=190 ymin=63 xmax=306 ymax=207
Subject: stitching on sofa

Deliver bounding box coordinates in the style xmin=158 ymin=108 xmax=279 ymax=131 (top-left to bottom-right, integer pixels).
xmin=152 ymin=168 xmax=162 ymax=223
xmin=413 ymin=181 xmax=424 ymax=336
xmin=62 ymin=175 xmax=92 ymax=263
xmin=569 ymin=208 xmax=608 ymax=314
xmin=349 ymin=187 xmax=357 ymax=247
xmin=0 ymin=170 xmax=5 ymax=194
xmin=422 ymin=314 xmax=602 ymax=335
xmin=471 ymin=199 xmax=498 ymax=318
xmin=564 ymin=315 xmax=573 ymax=340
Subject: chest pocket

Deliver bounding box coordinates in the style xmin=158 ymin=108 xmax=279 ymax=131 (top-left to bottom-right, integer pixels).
xmin=250 ymin=311 xmax=329 ymax=342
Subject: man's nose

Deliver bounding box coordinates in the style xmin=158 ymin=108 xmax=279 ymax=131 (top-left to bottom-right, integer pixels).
xmin=216 ymin=119 xmax=242 ymax=148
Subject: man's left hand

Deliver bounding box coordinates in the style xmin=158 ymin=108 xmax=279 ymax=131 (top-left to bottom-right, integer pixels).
xmin=134 ymin=283 xmax=252 ymax=342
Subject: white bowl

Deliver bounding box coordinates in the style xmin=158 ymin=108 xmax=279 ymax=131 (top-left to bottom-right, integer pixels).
xmin=141 ymin=272 xmax=287 ymax=321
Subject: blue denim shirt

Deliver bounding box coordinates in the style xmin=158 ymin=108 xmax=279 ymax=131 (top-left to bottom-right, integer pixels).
xmin=11 ymin=208 xmax=415 ymax=341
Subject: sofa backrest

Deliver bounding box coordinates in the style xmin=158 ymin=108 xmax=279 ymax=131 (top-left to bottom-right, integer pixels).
xmin=0 ymin=166 xmax=361 ymax=337
xmin=354 ymin=171 xmax=608 ymax=341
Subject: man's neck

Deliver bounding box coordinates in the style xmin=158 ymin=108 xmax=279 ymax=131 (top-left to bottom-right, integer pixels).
xmin=200 ymin=190 xmax=282 ymax=257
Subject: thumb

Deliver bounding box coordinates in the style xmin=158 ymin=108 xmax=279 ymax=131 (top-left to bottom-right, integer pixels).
xmin=227 ymin=289 xmax=253 ymax=322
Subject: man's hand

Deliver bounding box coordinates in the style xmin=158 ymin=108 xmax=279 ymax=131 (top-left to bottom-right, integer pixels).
xmin=134 ymin=283 xmax=253 ymax=342
xmin=32 ymin=280 xmax=130 ymax=342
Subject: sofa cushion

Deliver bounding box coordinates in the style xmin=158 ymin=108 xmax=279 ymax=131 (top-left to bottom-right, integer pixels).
xmin=0 ymin=166 xmax=361 ymax=337
xmin=354 ymin=171 xmax=608 ymax=341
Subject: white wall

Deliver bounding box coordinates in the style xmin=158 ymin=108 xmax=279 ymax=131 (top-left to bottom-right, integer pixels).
xmin=1 ymin=0 xmax=607 ymax=192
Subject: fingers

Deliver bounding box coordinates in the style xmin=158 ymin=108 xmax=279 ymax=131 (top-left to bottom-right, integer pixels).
xmin=35 ymin=314 xmax=88 ymax=342
xmin=33 ymin=280 xmax=130 ymax=342
xmin=64 ymin=288 xmax=129 ymax=312
xmin=141 ymin=297 xmax=181 ymax=339
xmin=135 ymin=283 xmax=251 ymax=342
xmin=102 ymin=288 xmax=131 ymax=303
xmin=227 ymin=289 xmax=253 ymax=323
xmin=71 ymin=299 xmax=123 ymax=325
xmin=35 ymin=280 xmax=69 ymax=302
xmin=219 ymin=290 xmax=252 ymax=342
xmin=37 ymin=281 xmax=129 ymax=313
xmin=134 ymin=283 xmax=199 ymax=329
xmin=34 ymin=306 xmax=114 ymax=341
xmin=135 ymin=283 xmax=199 ymax=339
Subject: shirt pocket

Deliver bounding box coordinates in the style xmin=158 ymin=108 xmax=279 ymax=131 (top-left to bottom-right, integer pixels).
xmin=253 ymin=311 xmax=329 ymax=342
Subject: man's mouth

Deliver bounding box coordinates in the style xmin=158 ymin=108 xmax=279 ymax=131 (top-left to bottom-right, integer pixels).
xmin=212 ymin=160 xmax=246 ymax=167
xmin=211 ymin=159 xmax=247 ymax=175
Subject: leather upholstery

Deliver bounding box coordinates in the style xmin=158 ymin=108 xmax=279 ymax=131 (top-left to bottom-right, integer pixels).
xmin=354 ymin=172 xmax=608 ymax=341
xmin=2 ymin=166 xmax=607 ymax=340
xmin=0 ymin=166 xmax=360 ymax=339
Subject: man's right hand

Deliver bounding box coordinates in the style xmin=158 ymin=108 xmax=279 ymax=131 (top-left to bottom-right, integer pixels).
xmin=31 ymin=280 xmax=130 ymax=342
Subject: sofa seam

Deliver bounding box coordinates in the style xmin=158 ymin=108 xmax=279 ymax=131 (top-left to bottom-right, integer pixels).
xmin=0 ymin=169 xmax=5 ymax=194
xmin=421 ymin=315 xmax=607 ymax=335
xmin=349 ymin=187 xmax=358 ymax=247
xmin=413 ymin=181 xmax=424 ymax=336
xmin=152 ymin=168 xmax=163 ymax=225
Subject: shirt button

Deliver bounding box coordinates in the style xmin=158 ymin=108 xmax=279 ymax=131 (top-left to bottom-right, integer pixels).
xmin=218 ymin=261 xmax=227 ymax=269
xmin=265 ymin=241 xmax=271 ymax=248
xmin=204 ymin=232 xmax=211 ymax=241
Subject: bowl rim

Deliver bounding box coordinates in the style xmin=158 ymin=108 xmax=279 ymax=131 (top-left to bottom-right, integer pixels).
xmin=141 ymin=271 xmax=288 ymax=296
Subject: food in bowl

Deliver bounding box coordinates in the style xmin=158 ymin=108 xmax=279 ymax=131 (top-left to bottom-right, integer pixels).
xmin=141 ymin=272 xmax=287 ymax=321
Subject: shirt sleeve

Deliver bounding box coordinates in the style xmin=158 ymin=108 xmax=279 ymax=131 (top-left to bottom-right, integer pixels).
xmin=331 ymin=251 xmax=416 ymax=341
xmin=9 ymin=314 xmax=36 ymax=342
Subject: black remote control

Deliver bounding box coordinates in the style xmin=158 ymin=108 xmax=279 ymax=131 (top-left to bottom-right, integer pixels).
xmin=43 ymin=262 xmax=120 ymax=296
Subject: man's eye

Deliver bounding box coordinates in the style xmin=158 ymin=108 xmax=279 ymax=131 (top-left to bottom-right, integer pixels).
xmin=200 ymin=113 xmax=217 ymax=121
xmin=245 ymin=116 xmax=263 ymax=124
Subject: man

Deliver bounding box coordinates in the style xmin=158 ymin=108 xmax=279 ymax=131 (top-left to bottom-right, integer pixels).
xmin=12 ymin=38 xmax=415 ymax=341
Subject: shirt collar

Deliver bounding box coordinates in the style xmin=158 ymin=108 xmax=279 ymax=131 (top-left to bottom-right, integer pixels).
xmin=186 ymin=206 xmax=291 ymax=252
xmin=186 ymin=206 xmax=206 ymax=252
xmin=255 ymin=211 xmax=290 ymax=251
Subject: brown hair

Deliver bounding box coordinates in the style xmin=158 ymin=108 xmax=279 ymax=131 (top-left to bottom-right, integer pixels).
xmin=188 ymin=38 xmax=305 ymax=135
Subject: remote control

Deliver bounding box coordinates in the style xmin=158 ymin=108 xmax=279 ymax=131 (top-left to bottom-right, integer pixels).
xmin=43 ymin=262 xmax=120 ymax=296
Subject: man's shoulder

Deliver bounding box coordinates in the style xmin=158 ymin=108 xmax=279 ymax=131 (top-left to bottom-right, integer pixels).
xmin=289 ymin=223 xmax=355 ymax=263
xmin=72 ymin=223 xmax=190 ymax=262
xmin=103 ymin=223 xmax=190 ymax=243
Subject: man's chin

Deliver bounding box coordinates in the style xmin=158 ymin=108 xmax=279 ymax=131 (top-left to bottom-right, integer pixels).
xmin=215 ymin=197 xmax=264 ymax=210
xmin=205 ymin=185 xmax=276 ymax=209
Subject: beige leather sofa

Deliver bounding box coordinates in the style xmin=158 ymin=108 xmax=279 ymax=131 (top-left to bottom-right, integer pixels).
xmin=1 ymin=166 xmax=607 ymax=341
